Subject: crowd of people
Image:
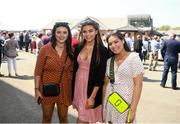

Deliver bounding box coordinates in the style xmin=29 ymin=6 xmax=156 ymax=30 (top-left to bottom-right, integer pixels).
xmin=1 ymin=18 xmax=180 ymax=123
xmin=0 ymin=30 xmax=51 ymax=77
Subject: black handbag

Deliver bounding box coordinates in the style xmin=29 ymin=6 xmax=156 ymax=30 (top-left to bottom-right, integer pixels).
xmin=43 ymin=83 xmax=60 ymax=97
xmin=42 ymin=56 xmax=67 ymax=97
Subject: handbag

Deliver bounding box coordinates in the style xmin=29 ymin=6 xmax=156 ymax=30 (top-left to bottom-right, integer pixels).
xmin=43 ymin=83 xmax=60 ymax=97
xmin=108 ymin=56 xmax=129 ymax=113
xmin=108 ymin=92 xmax=129 ymax=113
xmin=42 ymin=56 xmax=67 ymax=97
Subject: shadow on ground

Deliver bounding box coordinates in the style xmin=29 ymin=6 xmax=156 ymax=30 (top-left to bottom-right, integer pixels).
xmin=160 ymin=86 xmax=180 ymax=90
xmin=0 ymin=80 xmax=76 ymax=123
xmin=143 ymin=76 xmax=161 ymax=83
xmin=1 ymin=75 xmax=34 ymax=80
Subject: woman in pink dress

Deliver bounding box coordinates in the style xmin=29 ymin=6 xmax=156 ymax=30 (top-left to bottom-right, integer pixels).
xmin=72 ymin=18 xmax=109 ymax=123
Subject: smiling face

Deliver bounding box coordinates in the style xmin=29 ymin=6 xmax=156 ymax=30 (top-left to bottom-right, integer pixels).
xmin=55 ymin=26 xmax=68 ymax=44
xmin=108 ymin=35 xmax=125 ymax=54
xmin=82 ymin=25 xmax=97 ymax=43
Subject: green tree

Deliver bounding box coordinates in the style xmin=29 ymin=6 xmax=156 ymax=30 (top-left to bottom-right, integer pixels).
xmin=158 ymin=25 xmax=171 ymax=31
xmin=173 ymin=27 xmax=180 ymax=30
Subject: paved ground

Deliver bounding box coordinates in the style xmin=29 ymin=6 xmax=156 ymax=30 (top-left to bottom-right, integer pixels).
xmin=0 ymin=51 xmax=180 ymax=123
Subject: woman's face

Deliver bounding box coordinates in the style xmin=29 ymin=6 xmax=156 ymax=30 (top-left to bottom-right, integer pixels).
xmin=82 ymin=25 xmax=97 ymax=43
xmin=108 ymin=35 xmax=124 ymax=54
xmin=55 ymin=26 xmax=68 ymax=44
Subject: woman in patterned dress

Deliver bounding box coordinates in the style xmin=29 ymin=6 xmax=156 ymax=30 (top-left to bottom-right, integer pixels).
xmin=103 ymin=31 xmax=144 ymax=123
xmin=34 ymin=22 xmax=73 ymax=123
xmin=72 ymin=19 xmax=109 ymax=123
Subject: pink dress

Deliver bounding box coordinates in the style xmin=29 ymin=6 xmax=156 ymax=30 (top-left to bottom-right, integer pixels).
xmin=73 ymin=55 xmax=103 ymax=123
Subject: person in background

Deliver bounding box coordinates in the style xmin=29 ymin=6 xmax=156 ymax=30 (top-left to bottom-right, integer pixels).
xmin=160 ymin=31 xmax=180 ymax=90
xmin=125 ymin=32 xmax=133 ymax=51
xmin=42 ymin=35 xmax=50 ymax=45
xmin=142 ymin=36 xmax=149 ymax=63
xmin=4 ymin=32 xmax=19 ymax=77
xmin=71 ymin=29 xmax=79 ymax=48
xmin=1 ymin=32 xmax=8 ymax=58
xmin=148 ymin=35 xmax=160 ymax=71
xmin=176 ymin=37 xmax=180 ymax=69
xmin=19 ymin=32 xmax=24 ymax=50
xmin=133 ymin=35 xmax=143 ymax=60
xmin=37 ymin=33 xmax=43 ymax=54
xmin=102 ymin=33 xmax=108 ymax=48
xmin=103 ymin=31 xmax=144 ymax=123
xmin=30 ymin=35 xmax=37 ymax=54
xmin=24 ymin=31 xmax=31 ymax=52
xmin=0 ymin=32 xmax=5 ymax=76
xmin=72 ymin=19 xmax=109 ymax=123
xmin=34 ymin=22 xmax=73 ymax=123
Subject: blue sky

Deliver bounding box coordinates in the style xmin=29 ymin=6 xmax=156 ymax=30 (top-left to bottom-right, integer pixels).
xmin=0 ymin=0 xmax=179 ymax=30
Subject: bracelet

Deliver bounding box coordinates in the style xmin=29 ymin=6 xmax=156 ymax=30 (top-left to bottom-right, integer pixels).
xmin=90 ymin=96 xmax=95 ymax=99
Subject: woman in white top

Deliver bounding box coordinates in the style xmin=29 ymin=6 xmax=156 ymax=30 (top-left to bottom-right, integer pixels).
xmin=103 ymin=31 xmax=144 ymax=123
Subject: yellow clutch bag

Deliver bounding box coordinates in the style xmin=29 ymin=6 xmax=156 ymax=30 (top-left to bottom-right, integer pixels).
xmin=108 ymin=92 xmax=129 ymax=113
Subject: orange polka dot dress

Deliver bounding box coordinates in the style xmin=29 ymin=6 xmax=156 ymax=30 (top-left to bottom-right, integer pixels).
xmin=34 ymin=43 xmax=73 ymax=106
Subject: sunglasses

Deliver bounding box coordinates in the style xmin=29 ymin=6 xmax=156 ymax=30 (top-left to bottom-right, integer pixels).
xmin=55 ymin=22 xmax=69 ymax=25
xmin=80 ymin=18 xmax=99 ymax=27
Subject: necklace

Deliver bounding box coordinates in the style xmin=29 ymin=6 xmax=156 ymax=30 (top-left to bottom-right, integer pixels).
xmin=59 ymin=45 xmax=64 ymax=48
xmin=57 ymin=43 xmax=65 ymax=48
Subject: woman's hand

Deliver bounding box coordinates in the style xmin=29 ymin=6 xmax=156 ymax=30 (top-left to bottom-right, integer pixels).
xmin=127 ymin=108 xmax=136 ymax=123
xmin=85 ymin=97 xmax=95 ymax=109
xmin=35 ymin=88 xmax=42 ymax=104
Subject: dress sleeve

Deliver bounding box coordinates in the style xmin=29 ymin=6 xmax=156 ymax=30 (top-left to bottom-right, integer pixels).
xmin=131 ymin=53 xmax=144 ymax=78
xmin=34 ymin=47 xmax=47 ymax=76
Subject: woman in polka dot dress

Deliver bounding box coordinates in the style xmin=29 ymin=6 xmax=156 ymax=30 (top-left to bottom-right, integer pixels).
xmin=103 ymin=31 xmax=144 ymax=123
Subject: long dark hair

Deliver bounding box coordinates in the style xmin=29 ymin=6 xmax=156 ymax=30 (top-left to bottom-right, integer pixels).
xmin=51 ymin=22 xmax=73 ymax=60
xmin=78 ymin=19 xmax=104 ymax=64
xmin=106 ymin=30 xmax=130 ymax=55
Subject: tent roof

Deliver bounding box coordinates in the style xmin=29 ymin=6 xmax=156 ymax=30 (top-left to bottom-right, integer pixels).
xmin=116 ymin=25 xmax=140 ymax=32
xmin=71 ymin=16 xmax=109 ymax=30
xmin=42 ymin=16 xmax=128 ymax=30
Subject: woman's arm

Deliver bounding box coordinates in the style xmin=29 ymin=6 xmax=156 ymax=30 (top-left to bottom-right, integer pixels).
xmin=34 ymin=47 xmax=47 ymax=102
xmin=34 ymin=76 xmax=41 ymax=89
xmin=34 ymin=76 xmax=42 ymax=101
xmin=86 ymin=86 xmax=99 ymax=109
xmin=86 ymin=74 xmax=110 ymax=109
xmin=130 ymin=73 xmax=143 ymax=122
xmin=102 ymin=74 xmax=109 ymax=106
